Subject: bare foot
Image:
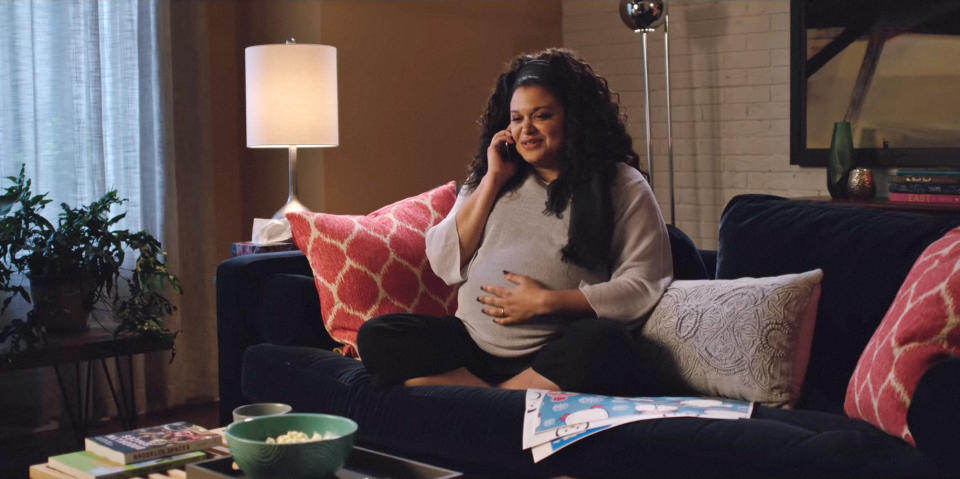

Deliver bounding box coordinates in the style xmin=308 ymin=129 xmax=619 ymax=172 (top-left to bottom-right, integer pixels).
xmin=498 ymin=367 xmax=560 ymax=391
xmin=404 ymin=367 xmax=492 ymax=387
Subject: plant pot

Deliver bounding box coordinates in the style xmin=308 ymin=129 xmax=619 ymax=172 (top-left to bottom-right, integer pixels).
xmin=29 ymin=275 xmax=96 ymax=332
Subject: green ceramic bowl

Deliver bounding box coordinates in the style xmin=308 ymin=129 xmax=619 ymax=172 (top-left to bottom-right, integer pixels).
xmin=225 ymin=413 xmax=357 ymax=479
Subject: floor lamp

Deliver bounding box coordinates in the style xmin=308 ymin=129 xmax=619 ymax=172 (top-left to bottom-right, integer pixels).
xmin=619 ymin=0 xmax=675 ymax=225
xmin=245 ymin=39 xmax=339 ymax=219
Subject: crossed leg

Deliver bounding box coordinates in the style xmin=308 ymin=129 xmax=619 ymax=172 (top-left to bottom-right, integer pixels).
xmin=360 ymin=314 xmax=633 ymax=395
xmin=404 ymin=366 xmax=559 ymax=391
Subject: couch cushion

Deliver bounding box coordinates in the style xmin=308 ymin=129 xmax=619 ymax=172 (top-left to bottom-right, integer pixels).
xmin=640 ymin=269 xmax=822 ymax=407
xmin=716 ymin=194 xmax=960 ymax=413
xmin=908 ymin=356 xmax=960 ymax=472
xmin=287 ymin=182 xmax=458 ymax=356
xmin=845 ymin=227 xmax=960 ymax=445
xmin=667 ymin=224 xmax=711 ymax=280
xmin=241 ymin=344 xmax=942 ymax=478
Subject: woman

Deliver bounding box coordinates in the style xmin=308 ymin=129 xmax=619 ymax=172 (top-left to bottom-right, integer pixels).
xmin=357 ymin=48 xmax=673 ymax=396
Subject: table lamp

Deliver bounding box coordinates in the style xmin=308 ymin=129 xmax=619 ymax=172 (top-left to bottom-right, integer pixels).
xmin=245 ymin=39 xmax=339 ymax=219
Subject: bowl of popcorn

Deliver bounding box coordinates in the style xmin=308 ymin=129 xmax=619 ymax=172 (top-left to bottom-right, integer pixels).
xmin=225 ymin=413 xmax=357 ymax=479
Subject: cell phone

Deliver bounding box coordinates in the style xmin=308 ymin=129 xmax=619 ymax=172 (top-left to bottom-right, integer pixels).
xmin=502 ymin=140 xmax=517 ymax=162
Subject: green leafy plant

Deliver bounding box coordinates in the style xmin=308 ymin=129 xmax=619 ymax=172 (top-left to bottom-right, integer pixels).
xmin=0 ymin=165 xmax=181 ymax=356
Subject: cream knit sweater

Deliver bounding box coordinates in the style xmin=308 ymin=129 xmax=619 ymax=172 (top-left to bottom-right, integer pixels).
xmin=425 ymin=163 xmax=673 ymax=357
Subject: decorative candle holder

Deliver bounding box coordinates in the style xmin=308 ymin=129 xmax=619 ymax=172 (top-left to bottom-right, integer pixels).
xmin=847 ymin=167 xmax=876 ymax=200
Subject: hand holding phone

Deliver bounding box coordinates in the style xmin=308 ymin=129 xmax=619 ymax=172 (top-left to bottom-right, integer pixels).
xmin=487 ymin=129 xmax=519 ymax=181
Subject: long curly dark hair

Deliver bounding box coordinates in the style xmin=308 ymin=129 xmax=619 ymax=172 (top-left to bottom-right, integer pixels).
xmin=465 ymin=48 xmax=641 ymax=272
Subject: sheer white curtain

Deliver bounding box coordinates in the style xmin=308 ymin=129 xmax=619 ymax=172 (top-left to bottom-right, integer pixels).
xmin=0 ymin=0 xmax=180 ymax=431
xmin=0 ymin=0 xmax=167 ymax=235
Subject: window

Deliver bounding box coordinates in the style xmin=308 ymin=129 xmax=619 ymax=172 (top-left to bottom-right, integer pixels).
xmin=0 ymin=0 xmax=168 ymax=235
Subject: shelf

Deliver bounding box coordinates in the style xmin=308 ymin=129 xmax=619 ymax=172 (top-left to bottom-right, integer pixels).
xmin=795 ymin=196 xmax=960 ymax=215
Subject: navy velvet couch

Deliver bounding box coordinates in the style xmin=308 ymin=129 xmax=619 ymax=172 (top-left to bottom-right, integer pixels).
xmin=216 ymin=194 xmax=960 ymax=478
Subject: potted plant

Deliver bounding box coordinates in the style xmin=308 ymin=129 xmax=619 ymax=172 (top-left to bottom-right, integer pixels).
xmin=0 ymin=166 xmax=181 ymax=355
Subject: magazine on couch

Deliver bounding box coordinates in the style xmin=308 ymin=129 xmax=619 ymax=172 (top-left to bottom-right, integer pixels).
xmin=523 ymin=389 xmax=754 ymax=462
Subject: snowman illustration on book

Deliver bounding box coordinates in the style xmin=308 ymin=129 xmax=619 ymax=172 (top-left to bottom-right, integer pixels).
xmin=552 ymin=398 xmax=684 ymax=437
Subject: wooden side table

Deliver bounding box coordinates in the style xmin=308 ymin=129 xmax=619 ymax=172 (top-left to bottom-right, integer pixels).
xmin=0 ymin=329 xmax=173 ymax=446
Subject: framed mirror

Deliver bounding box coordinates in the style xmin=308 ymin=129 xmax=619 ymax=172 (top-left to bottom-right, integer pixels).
xmin=790 ymin=0 xmax=960 ymax=167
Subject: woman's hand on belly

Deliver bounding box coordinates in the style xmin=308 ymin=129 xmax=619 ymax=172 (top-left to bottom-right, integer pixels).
xmin=477 ymin=271 xmax=547 ymax=325
xmin=478 ymin=271 xmax=597 ymax=325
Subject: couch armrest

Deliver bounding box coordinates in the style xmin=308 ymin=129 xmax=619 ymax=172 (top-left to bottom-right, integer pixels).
xmin=216 ymin=251 xmax=314 ymax=424
xmin=256 ymin=273 xmax=339 ymax=349
xmin=908 ymin=356 xmax=960 ymax=474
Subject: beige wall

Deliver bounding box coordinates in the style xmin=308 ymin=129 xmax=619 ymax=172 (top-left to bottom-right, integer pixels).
xmin=167 ymin=0 xmax=246 ymax=272
xmin=167 ymin=0 xmax=243 ymax=410
xmin=236 ymin=0 xmax=562 ymax=223
xmin=563 ymin=0 xmax=825 ymax=249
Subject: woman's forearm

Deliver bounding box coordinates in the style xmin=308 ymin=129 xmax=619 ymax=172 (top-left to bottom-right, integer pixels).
xmin=538 ymin=288 xmax=595 ymax=317
xmin=455 ymin=174 xmax=507 ymax=267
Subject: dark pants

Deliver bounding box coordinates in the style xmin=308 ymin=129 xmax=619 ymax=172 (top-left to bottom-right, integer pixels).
xmin=357 ymin=313 xmax=649 ymax=396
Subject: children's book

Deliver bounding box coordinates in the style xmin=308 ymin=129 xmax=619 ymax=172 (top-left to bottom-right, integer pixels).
xmin=523 ymin=389 xmax=753 ymax=462
xmin=85 ymin=421 xmax=221 ymax=464
xmin=47 ymin=450 xmax=205 ymax=479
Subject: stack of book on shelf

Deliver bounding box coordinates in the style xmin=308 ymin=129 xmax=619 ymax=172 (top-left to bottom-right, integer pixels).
xmin=888 ymin=169 xmax=960 ymax=205
xmin=29 ymin=422 xmax=227 ymax=479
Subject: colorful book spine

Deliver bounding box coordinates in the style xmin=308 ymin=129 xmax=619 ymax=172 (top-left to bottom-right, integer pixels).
xmin=84 ymin=421 xmax=222 ymax=464
xmin=888 ymin=192 xmax=960 ymax=205
xmin=47 ymin=450 xmax=205 ymax=479
xmin=894 ymin=169 xmax=960 ymax=177
xmin=890 ymin=174 xmax=960 ymax=185
xmin=889 ymin=182 xmax=960 ymax=195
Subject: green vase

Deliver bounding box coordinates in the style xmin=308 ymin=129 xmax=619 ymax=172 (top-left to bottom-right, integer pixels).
xmin=827 ymin=121 xmax=854 ymax=199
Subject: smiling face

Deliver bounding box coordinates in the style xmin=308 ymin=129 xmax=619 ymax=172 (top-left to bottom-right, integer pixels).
xmin=509 ymin=85 xmax=566 ymax=181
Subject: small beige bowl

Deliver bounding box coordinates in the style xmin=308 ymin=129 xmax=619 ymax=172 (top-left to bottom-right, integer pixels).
xmin=232 ymin=402 xmax=293 ymax=423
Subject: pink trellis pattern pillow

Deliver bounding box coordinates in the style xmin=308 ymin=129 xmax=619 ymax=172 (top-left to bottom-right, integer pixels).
xmin=844 ymin=227 xmax=960 ymax=444
xmin=287 ymin=182 xmax=458 ymax=357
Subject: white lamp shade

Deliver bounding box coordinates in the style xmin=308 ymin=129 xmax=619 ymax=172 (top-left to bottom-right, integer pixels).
xmin=245 ymin=43 xmax=339 ymax=148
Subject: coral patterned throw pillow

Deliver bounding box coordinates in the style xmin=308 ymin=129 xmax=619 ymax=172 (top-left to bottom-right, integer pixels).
xmin=844 ymin=227 xmax=960 ymax=444
xmin=287 ymin=182 xmax=458 ymax=357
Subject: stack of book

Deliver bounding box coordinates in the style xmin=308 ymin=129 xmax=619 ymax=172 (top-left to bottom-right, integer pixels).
xmin=29 ymin=422 xmax=226 ymax=479
xmin=888 ymin=169 xmax=960 ymax=205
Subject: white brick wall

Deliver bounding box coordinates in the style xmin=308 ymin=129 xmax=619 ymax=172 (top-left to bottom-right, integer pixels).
xmin=563 ymin=0 xmax=826 ymax=249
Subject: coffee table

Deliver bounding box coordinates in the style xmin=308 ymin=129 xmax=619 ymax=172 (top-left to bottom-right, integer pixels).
xmin=185 ymin=446 xmax=462 ymax=479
